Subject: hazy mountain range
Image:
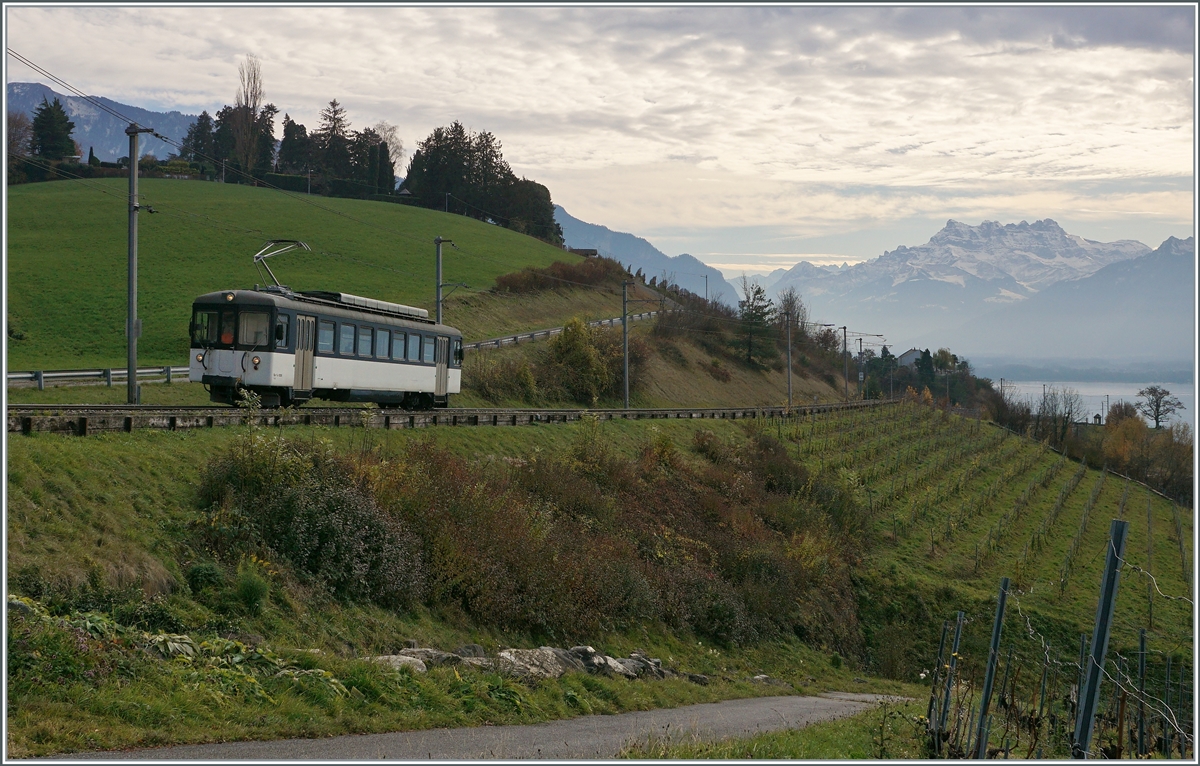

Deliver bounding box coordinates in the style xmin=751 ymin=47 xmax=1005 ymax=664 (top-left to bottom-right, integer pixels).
xmin=554 ymin=205 xmax=741 ymax=305
xmin=8 ymin=82 xmax=194 ymax=161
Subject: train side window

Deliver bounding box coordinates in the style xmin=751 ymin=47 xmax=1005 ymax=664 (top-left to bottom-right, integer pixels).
xmin=275 ymin=315 xmax=289 ymax=349
xmin=423 ymin=336 xmax=436 ymax=364
xmin=452 ymin=338 xmax=463 ymax=367
xmin=393 ymin=332 xmax=406 ymax=361
xmin=407 ymin=333 xmax=421 ymax=361
xmin=192 ymin=309 xmax=218 ymax=345
xmin=358 ymin=326 xmax=373 ymax=357
xmin=340 ymin=324 xmax=356 ymax=355
xmin=220 ymin=310 xmax=235 ymax=345
xmin=317 ymin=320 xmax=335 ymax=353
xmin=376 ymin=329 xmax=390 ymax=359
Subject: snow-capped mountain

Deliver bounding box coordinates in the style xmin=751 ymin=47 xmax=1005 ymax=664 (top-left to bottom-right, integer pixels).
xmin=766 ymin=219 xmax=1153 ymax=341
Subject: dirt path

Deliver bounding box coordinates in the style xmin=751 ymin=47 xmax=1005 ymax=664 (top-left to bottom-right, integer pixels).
xmin=55 ymin=692 xmax=905 ymax=760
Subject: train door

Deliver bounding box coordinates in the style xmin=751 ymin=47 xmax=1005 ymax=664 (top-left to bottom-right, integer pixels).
xmin=435 ymin=336 xmax=449 ymax=396
xmin=295 ymin=315 xmax=316 ymax=392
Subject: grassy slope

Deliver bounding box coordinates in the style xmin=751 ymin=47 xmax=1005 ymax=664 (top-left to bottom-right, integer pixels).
xmin=7 ymin=419 xmax=925 ymax=756
xmin=6 ymin=179 xmax=620 ymax=368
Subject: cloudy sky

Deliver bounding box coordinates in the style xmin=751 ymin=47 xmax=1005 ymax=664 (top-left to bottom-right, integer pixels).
xmin=6 ymin=5 xmax=1195 ymax=276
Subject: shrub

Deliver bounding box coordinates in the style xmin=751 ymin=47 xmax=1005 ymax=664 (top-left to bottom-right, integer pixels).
xmin=235 ymin=561 xmax=270 ymax=614
xmin=186 ymin=562 xmax=224 ymax=594
xmin=493 ymin=256 xmax=628 ymax=293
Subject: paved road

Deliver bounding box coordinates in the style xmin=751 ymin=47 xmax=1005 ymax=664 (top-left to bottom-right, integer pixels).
xmin=52 ymin=692 xmax=904 ymax=761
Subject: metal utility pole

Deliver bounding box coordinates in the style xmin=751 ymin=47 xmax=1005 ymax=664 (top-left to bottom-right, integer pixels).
xmin=841 ymin=326 xmax=848 ymax=401
xmin=857 ymin=337 xmax=864 ymax=399
xmin=434 ymin=236 xmax=452 ymax=325
xmin=785 ymin=311 xmax=793 ymax=409
xmin=126 ymin=123 xmax=154 ymax=405
xmin=1073 ymin=519 xmax=1129 ymax=758
xmin=704 ymin=273 xmax=708 ymax=302
xmin=974 ymin=577 xmax=1010 ymax=760
xmin=622 ymin=280 xmax=631 ymax=409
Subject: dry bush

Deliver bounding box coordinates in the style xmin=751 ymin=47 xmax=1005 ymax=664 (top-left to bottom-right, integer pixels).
xmin=494 ymin=256 xmax=628 ymax=293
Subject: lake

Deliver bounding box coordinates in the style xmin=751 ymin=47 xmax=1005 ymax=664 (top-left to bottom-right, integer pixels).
xmin=1003 ymin=380 xmax=1195 ymax=430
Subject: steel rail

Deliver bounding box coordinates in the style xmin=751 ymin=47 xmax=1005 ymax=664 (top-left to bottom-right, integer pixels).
xmin=8 ymin=400 xmax=896 ymax=437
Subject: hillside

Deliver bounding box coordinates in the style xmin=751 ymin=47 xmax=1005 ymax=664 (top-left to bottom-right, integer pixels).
xmin=554 ymin=205 xmax=740 ymax=306
xmin=5 ymin=405 xmax=1190 ymax=756
xmin=6 ymin=178 xmax=589 ymax=369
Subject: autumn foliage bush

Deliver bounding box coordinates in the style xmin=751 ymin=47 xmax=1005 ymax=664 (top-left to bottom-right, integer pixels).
xmin=198 ymin=422 xmax=869 ymax=652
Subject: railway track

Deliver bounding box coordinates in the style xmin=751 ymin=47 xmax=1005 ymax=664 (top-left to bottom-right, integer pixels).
xmin=7 ymin=400 xmax=892 ymax=437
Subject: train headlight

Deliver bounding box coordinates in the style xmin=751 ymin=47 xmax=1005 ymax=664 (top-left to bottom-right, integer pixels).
xmin=225 ymin=293 xmax=235 ymax=301
xmin=252 ymin=356 xmax=261 ymax=369
xmin=196 ymin=353 xmax=204 ymax=363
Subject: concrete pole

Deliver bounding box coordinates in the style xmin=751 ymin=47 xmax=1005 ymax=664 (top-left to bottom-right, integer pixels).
xmin=126 ymin=125 xmax=142 ymax=405
xmin=785 ymin=311 xmax=793 ymax=410
xmin=842 ymin=326 xmax=848 ymax=401
xmin=623 ymin=281 xmax=630 ymax=409
xmin=434 ymin=236 xmax=447 ymax=325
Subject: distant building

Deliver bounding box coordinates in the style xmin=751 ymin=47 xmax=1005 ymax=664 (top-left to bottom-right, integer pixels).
xmin=568 ymin=248 xmax=599 ymax=258
xmin=896 ymin=348 xmax=922 ymax=368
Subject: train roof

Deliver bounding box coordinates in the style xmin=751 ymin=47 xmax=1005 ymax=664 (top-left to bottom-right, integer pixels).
xmin=192 ymin=288 xmax=461 ymax=335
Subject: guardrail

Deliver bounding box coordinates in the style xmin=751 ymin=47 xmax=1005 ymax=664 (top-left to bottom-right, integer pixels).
xmin=463 ymin=312 xmax=657 ymax=351
xmin=8 ymin=399 xmax=893 ymax=437
xmin=7 ymin=366 xmax=190 ymax=390
xmin=9 ymin=313 xmax=660 ymax=387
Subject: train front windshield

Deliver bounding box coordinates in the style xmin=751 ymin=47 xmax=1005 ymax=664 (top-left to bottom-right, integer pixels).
xmin=192 ymin=307 xmax=232 ymax=347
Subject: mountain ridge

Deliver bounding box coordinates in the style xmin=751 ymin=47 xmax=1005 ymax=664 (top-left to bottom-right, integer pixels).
xmin=8 ymin=82 xmax=196 ymax=161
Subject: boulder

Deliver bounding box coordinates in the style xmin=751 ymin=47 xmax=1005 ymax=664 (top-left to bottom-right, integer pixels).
xmin=569 ymin=646 xmax=637 ymax=679
xmin=685 ymin=672 xmax=709 ymax=686
xmin=454 ymin=643 xmax=487 ymax=658
xmin=371 ymin=655 xmax=427 ymax=673
xmin=495 ymin=647 xmax=587 ymax=680
xmin=399 ymin=648 xmax=461 ymax=667
xmin=459 ymin=657 xmax=495 ymax=672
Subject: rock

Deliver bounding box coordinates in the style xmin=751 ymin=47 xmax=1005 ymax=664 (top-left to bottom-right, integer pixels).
xmin=371 ymin=655 xmax=427 ymax=673
xmin=751 ymin=674 xmax=788 ymax=687
xmin=399 ymin=648 xmax=461 ymax=667
xmin=752 ymin=674 xmax=771 ymax=683
xmin=853 ymin=677 xmax=867 ymax=684
xmin=403 ymin=639 xmax=419 ymax=649
xmin=495 ymin=647 xmax=586 ymax=680
xmin=569 ymin=646 xmax=636 ymax=679
xmin=454 ymin=643 xmax=486 ymax=658
xmin=459 ymin=657 xmax=495 ymax=672
xmin=685 ymin=672 xmax=710 ymax=686
xmin=6 ymin=599 xmax=32 ymax=614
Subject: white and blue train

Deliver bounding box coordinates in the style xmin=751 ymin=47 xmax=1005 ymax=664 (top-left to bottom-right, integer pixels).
xmin=189 ymin=285 xmax=462 ymax=409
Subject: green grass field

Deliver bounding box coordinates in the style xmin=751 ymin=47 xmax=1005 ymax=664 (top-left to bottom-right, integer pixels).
xmin=6 ymin=178 xmax=588 ymax=369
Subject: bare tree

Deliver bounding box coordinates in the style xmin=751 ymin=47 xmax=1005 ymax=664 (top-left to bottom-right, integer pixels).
xmin=7 ymin=110 xmax=32 ymax=157
xmin=372 ymin=120 xmax=405 ymax=167
xmin=231 ymin=54 xmax=263 ymax=174
xmin=1136 ymin=385 xmax=1184 ymax=429
xmin=776 ymin=286 xmax=807 ymax=337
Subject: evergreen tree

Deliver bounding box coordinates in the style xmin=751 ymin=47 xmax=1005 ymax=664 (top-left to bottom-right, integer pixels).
xmin=738 ymin=278 xmax=776 ymax=365
xmin=211 ymin=106 xmax=237 ymax=168
xmin=87 ymin=146 xmax=99 ymax=166
xmin=29 ymin=97 xmax=75 ymax=160
xmin=182 ymin=110 xmax=215 ymax=165
xmin=277 ymin=114 xmax=310 ymax=174
xmin=255 ymin=103 xmax=279 ymax=174
xmin=376 ymin=140 xmax=394 ymax=193
xmin=314 ymin=99 xmax=352 ymax=178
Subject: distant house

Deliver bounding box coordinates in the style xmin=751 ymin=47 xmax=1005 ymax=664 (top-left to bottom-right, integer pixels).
xmin=896 ymin=348 xmax=922 ymax=368
xmin=568 ymin=248 xmax=599 ymax=258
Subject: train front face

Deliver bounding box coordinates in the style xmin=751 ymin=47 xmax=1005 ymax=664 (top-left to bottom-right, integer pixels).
xmin=189 ymin=290 xmax=293 ymax=406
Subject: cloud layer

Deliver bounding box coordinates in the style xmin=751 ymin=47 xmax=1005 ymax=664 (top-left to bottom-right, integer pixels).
xmin=6 ymin=6 xmax=1194 ymax=265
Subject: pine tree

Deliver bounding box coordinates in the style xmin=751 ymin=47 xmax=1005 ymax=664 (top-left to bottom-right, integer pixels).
xmin=376 ymin=140 xmax=394 ymax=193
xmin=182 ymin=111 xmax=215 ymax=165
xmin=87 ymin=146 xmax=99 ymax=166
xmin=30 ymin=97 xmax=75 ymax=160
xmin=277 ymin=114 xmax=310 ymax=175
xmin=738 ymin=277 xmax=776 ymax=365
xmin=315 ymin=99 xmax=351 ymax=177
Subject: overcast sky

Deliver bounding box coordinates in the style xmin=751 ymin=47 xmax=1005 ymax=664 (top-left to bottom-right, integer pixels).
xmin=6 ymin=5 xmax=1195 ymax=275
